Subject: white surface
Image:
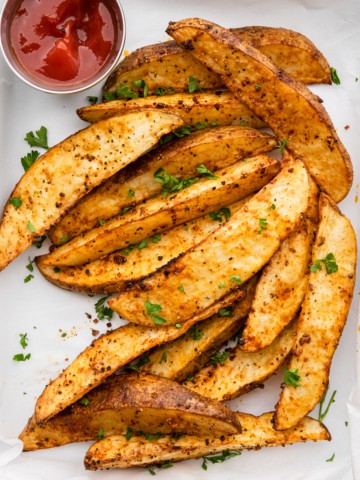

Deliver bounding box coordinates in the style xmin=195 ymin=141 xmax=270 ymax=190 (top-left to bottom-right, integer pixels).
xmin=0 ymin=0 xmax=360 ymax=479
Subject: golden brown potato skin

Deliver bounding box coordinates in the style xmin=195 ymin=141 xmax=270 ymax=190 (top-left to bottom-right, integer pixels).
xmin=20 ymin=373 xmax=241 ymax=451
xmin=104 ymin=26 xmax=331 ymax=94
xmin=167 ymin=18 xmax=352 ymax=202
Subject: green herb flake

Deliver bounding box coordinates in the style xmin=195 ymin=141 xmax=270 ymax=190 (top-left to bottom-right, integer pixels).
xmin=331 ymin=67 xmax=341 ymax=85
xmin=187 ymin=324 xmax=204 ymax=341
xmin=26 ymin=221 xmax=35 ymax=233
xmin=158 ymin=461 xmax=173 ymax=470
xmin=311 ymin=252 xmax=338 ymax=275
xmin=61 ymin=332 xmax=67 ymax=337
xmin=9 ymin=197 xmax=22 ymax=209
xmin=19 ymin=333 xmax=28 ymax=349
xmin=98 ymin=219 xmax=106 ymax=226
xmin=26 ymin=258 xmax=35 ymax=272
xmin=160 ymin=352 xmax=167 ymax=364
xmin=87 ymin=96 xmax=98 ymax=105
xmin=202 ymin=449 xmax=241 ymax=470
xmin=318 ymin=388 xmax=337 ymax=422
xmin=196 ymin=163 xmax=218 ymax=179
xmin=128 ymin=354 xmax=150 ymax=372
xmin=145 ymin=300 xmax=167 ymax=324
xmin=125 ymin=427 xmax=133 ymax=440
xmin=53 ymin=267 xmax=61 ymax=273
xmin=278 ymin=139 xmax=288 ymax=155
xmin=230 ymin=275 xmax=242 ymax=284
xmin=126 ymin=189 xmax=135 ymax=199
xmin=218 ymin=283 xmax=228 ymax=289
xmin=24 ymin=274 xmax=34 ymax=283
xmin=60 ymin=236 xmax=70 ymax=244
xmin=178 ymin=285 xmax=185 ymax=293
xmin=13 ymin=353 xmax=31 ymax=362
xmin=284 ymin=368 xmax=301 ymax=387
xmin=103 ymin=91 xmax=116 ymax=101
xmin=175 ymin=323 xmax=182 ymax=329
xmin=218 ymin=306 xmax=233 ymax=317
xmin=25 ymin=126 xmax=49 ymax=149
xmin=257 ymin=217 xmax=268 ymax=234
xmin=33 ymin=235 xmax=47 ymax=248
xmin=270 ymin=203 xmax=276 ymax=210
xmin=154 ymin=167 xmax=198 ymax=197
xmin=94 ymin=295 xmax=113 ymax=321
xmin=255 ymin=84 xmax=263 ymax=89
xmin=114 ymin=84 xmax=139 ymax=99
xmin=96 ymin=428 xmax=105 ymax=440
xmin=21 ymin=150 xmax=40 ymax=171
xmin=120 ymin=206 xmax=132 ymax=215
xmin=155 ymin=86 xmax=175 ymax=96
xmin=345 ymin=421 xmax=348 ymax=427
xmin=147 ymin=466 xmax=156 ymax=476
xmin=132 ymin=79 xmax=148 ymax=97
xmin=211 ymin=351 xmax=230 ymax=366
xmin=80 ymin=397 xmax=90 ymax=406
xmin=209 ymin=207 xmax=231 ymax=223
xmin=326 ymin=453 xmax=335 ymax=463
xmin=188 ymin=75 xmax=202 ymax=93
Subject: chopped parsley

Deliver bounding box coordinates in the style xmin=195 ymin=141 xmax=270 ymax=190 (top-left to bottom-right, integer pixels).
xmin=178 ymin=285 xmax=185 ymax=293
xmin=218 ymin=283 xmax=228 ymax=289
xmin=310 ymin=252 xmax=338 ymax=275
xmin=104 ymin=84 xmax=139 ymax=101
xmin=96 ymin=428 xmax=105 ymax=440
xmin=33 ymin=235 xmax=47 ymax=248
xmin=270 ymin=203 xmax=276 ymax=210
xmin=94 ymin=295 xmax=113 ymax=321
xmin=145 ymin=300 xmax=167 ymax=324
xmin=87 ymin=96 xmax=98 ymax=105
xmin=9 ymin=197 xmax=22 ymax=209
xmin=125 ymin=427 xmax=133 ymax=440
xmin=13 ymin=353 xmax=31 ymax=362
xmin=209 ymin=207 xmax=231 ymax=223
xmin=26 ymin=257 xmax=35 ymax=272
xmin=98 ymin=219 xmax=106 ymax=226
xmin=24 ymin=274 xmax=34 ymax=283
xmin=160 ymin=352 xmax=167 ymax=364
xmin=154 ymin=167 xmax=198 ymax=197
xmin=126 ymin=188 xmax=135 ymax=199
xmin=284 ymin=368 xmax=301 ymax=387
xmin=278 ymin=139 xmax=288 ymax=155
xmin=196 ymin=164 xmax=218 ymax=179
xmin=128 ymin=354 xmax=150 ymax=372
xmin=132 ymin=79 xmax=148 ymax=97
xmin=175 ymin=323 xmax=182 ymax=328
xmin=120 ymin=206 xmax=132 ymax=215
xmin=121 ymin=234 xmax=162 ymax=255
xmin=230 ymin=275 xmax=242 ymax=284
xmin=21 ymin=150 xmax=40 ymax=171
xmin=80 ymin=397 xmax=90 ymax=406
xmin=26 ymin=221 xmax=35 ymax=233
xmin=202 ymin=450 xmax=241 ymax=470
xmin=318 ymin=388 xmax=337 ymax=422
xmin=147 ymin=466 xmax=156 ymax=476
xmin=254 ymin=84 xmax=263 ymax=89
xmin=155 ymin=86 xmax=175 ymax=96
xmin=326 ymin=453 xmax=335 ymax=462
xmin=187 ymin=324 xmax=204 ymax=341
xmin=25 ymin=126 xmax=49 ymax=149
xmin=19 ymin=333 xmax=28 ymax=349
xmin=330 ymin=67 xmax=341 ymax=85
xmin=60 ymin=236 xmax=70 ymax=244
xmin=188 ymin=75 xmax=202 ymax=93
xmin=218 ymin=306 xmax=233 ymax=317
xmin=257 ymin=218 xmax=268 ymax=234
xmin=210 ymin=351 xmax=230 ymax=366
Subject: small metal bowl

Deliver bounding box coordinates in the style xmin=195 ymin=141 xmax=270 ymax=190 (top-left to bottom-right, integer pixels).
xmin=0 ymin=0 xmax=126 ymax=94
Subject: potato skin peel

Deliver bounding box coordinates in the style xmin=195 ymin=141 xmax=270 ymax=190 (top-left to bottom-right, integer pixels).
xmin=166 ymin=18 xmax=353 ymax=202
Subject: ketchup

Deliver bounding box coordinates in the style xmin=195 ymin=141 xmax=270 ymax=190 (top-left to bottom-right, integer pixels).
xmin=10 ymin=0 xmax=116 ymax=85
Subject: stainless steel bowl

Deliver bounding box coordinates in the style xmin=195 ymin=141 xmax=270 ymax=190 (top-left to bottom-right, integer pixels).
xmin=0 ymin=0 xmax=126 ymax=94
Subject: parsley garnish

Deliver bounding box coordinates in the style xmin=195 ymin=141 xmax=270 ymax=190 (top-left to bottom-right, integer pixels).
xmin=87 ymin=96 xmax=98 ymax=105
xmin=121 ymin=234 xmax=162 ymax=255
xmin=115 ymin=84 xmax=139 ymax=99
xmin=310 ymin=252 xmax=338 ymax=275
xmin=19 ymin=333 xmax=28 ymax=349
xmin=160 ymin=352 xmax=167 ymax=363
xmin=145 ymin=301 xmax=167 ymax=324
xmin=257 ymin=218 xmax=268 ymax=234
xmin=94 ymin=295 xmax=113 ymax=320
xmin=188 ymin=76 xmax=202 ymax=93
xmin=60 ymin=236 xmax=70 ymax=244
xmin=98 ymin=219 xmax=106 ymax=226
xmin=80 ymin=397 xmax=90 ymax=406
xmin=210 ymin=351 xmax=230 ymax=365
xmin=24 ymin=274 xmax=34 ymax=283
xmin=26 ymin=221 xmax=35 ymax=233
xmin=218 ymin=306 xmax=233 ymax=317
xmin=96 ymin=428 xmax=105 ymax=440
xmin=202 ymin=450 xmax=241 ymax=470
xmin=196 ymin=164 xmax=218 ymax=179
xmin=132 ymin=79 xmax=148 ymax=97
xmin=25 ymin=126 xmax=48 ymax=149
xmin=326 ymin=453 xmax=335 ymax=462
xmin=154 ymin=167 xmax=198 ymax=197
xmin=53 ymin=267 xmax=61 ymax=273
xmin=218 ymin=283 xmax=228 ymax=289
xmin=187 ymin=324 xmax=204 ymax=341
xmin=13 ymin=353 xmax=31 ymax=361
xmin=284 ymin=368 xmax=301 ymax=387
xmin=209 ymin=207 xmax=231 ymax=223
xmin=155 ymin=86 xmax=175 ymax=96
xmin=178 ymin=285 xmax=185 ymax=293
xmin=26 ymin=257 xmax=35 ymax=272
xmin=270 ymin=203 xmax=276 ymax=210
xmin=331 ymin=67 xmax=341 ymax=85
xmin=128 ymin=354 xmax=150 ymax=372
xmin=230 ymin=275 xmax=242 ymax=284
xmin=21 ymin=150 xmax=40 ymax=171
xmin=318 ymin=388 xmax=337 ymax=422
xmin=175 ymin=323 xmax=182 ymax=328
xmin=125 ymin=427 xmax=133 ymax=440
xmin=147 ymin=466 xmax=156 ymax=476
xmin=278 ymin=139 xmax=288 ymax=155
xmin=255 ymin=84 xmax=263 ymax=89
xmin=9 ymin=197 xmax=22 ymax=209
xmin=33 ymin=235 xmax=46 ymax=248
xmin=126 ymin=189 xmax=135 ymax=199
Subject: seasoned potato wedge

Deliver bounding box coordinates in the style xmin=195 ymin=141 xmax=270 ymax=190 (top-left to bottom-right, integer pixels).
xmin=49 ymin=126 xmax=277 ymax=243
xmin=42 ymin=155 xmax=280 ymax=267
xmin=36 ymin=200 xmax=249 ymax=294
xmin=77 ymin=91 xmax=266 ymax=128
xmin=35 ymin=287 xmax=247 ymax=423
xmin=0 ymin=111 xmax=183 ymax=272
xmin=143 ymin=277 xmax=257 ymax=382
xmin=167 ymin=18 xmax=353 ymax=202
xmin=104 ymin=26 xmax=331 ymax=94
xmin=21 ymin=373 xmax=241 ymax=451
xmin=109 ymin=157 xmax=309 ymax=326
xmin=184 ymin=320 xmax=296 ymax=401
xmin=274 ymin=194 xmax=356 ymax=430
xmin=84 ymin=412 xmax=330 ymax=470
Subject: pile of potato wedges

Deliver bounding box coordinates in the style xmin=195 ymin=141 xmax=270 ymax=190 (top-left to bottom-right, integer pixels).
xmin=0 ymin=19 xmax=356 ymax=472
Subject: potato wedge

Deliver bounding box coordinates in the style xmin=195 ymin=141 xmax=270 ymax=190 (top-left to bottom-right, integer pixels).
xmin=184 ymin=320 xmax=296 ymax=402
xmin=21 ymin=373 xmax=241 ymax=451
xmin=84 ymin=412 xmax=330 ymax=470
xmin=42 ymin=155 xmax=280 ymax=267
xmin=274 ymin=193 xmax=356 ymax=430
xmin=49 ymin=126 xmax=277 ymax=244
xmin=167 ymin=18 xmax=353 ymax=202
xmin=142 ymin=277 xmax=257 ymax=382
xmin=109 ymin=157 xmax=309 ymax=326
xmin=77 ymin=91 xmax=266 ymax=128
xmin=104 ymin=26 xmax=331 ymax=94
xmin=35 ymin=287 xmax=247 ymax=423
xmin=36 ymin=199 xmax=249 ymax=294
xmin=0 ymin=111 xmax=183 ymax=272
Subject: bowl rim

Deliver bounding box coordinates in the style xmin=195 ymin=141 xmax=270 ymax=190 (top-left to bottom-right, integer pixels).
xmin=0 ymin=0 xmax=126 ymax=95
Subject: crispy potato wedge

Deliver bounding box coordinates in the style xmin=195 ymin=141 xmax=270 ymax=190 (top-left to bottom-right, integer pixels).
xmin=35 ymin=287 xmax=247 ymax=423
xmin=84 ymin=412 xmax=330 ymax=470
xmin=240 ymin=222 xmax=310 ymax=352
xmin=184 ymin=320 xmax=296 ymax=401
xmin=42 ymin=155 xmax=280 ymax=267
xmin=49 ymin=126 xmax=277 ymax=243
xmin=36 ymin=200 xmax=249 ymax=294
xmin=109 ymin=157 xmax=309 ymax=326
xmin=77 ymin=91 xmax=266 ymax=128
xmin=104 ymin=26 xmax=331 ymax=94
xmin=143 ymin=277 xmax=257 ymax=382
xmin=167 ymin=18 xmax=353 ymax=202
xmin=21 ymin=373 xmax=241 ymax=451
xmin=0 ymin=111 xmax=183 ymax=272
xmin=274 ymin=194 xmax=356 ymax=430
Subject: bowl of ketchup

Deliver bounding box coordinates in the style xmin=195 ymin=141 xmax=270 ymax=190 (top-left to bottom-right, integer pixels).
xmin=0 ymin=0 xmax=126 ymax=93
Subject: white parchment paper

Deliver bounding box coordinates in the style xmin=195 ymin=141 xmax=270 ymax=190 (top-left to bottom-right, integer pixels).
xmin=0 ymin=0 xmax=359 ymax=479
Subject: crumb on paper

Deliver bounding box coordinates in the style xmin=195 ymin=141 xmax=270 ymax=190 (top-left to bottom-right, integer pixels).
xmin=344 ymin=125 xmax=350 ymax=130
